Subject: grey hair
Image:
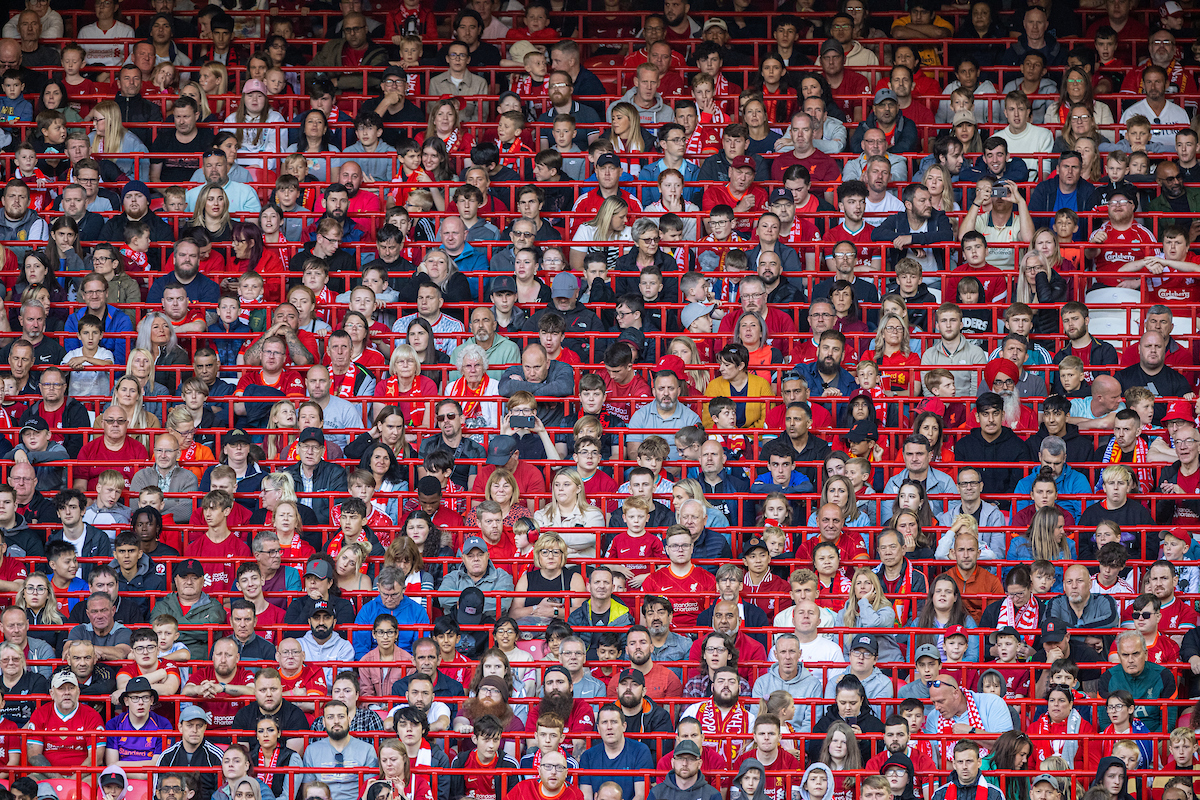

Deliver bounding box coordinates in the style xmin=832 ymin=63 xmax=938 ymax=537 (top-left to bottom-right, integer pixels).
xmin=452 ymin=342 xmax=488 ymax=371
xmin=632 ymin=217 xmax=659 ymax=241
xmin=1114 ymin=630 xmax=1147 ymax=653
xmin=135 ymin=311 xmax=180 ymax=355
xmin=1039 ymin=436 xmax=1067 ymax=458
xmin=1147 ymin=304 xmax=1172 ymax=318
xmin=375 ymin=565 xmax=404 ymax=590
xmin=715 ymin=563 xmax=744 ymax=582
xmin=678 ymin=498 xmax=706 ymax=520
xmin=251 ymin=531 xmax=280 ymax=552
xmin=775 ymin=633 xmax=800 ymax=646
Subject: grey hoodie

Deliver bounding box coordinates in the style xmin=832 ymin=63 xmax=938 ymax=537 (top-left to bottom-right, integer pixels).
xmin=650 ymin=770 xmax=722 ymax=800
xmin=822 ymin=666 xmax=896 ymax=717
xmin=99 ymin=765 xmax=131 ymax=800
xmin=752 ymin=663 xmax=823 ymax=732
xmin=613 ymin=88 xmax=676 ymax=124
xmin=730 ymin=758 xmax=770 ymax=800
xmin=800 ymin=763 xmax=836 ymax=800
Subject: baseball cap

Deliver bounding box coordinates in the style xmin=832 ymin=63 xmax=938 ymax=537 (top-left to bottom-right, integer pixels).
xmin=174 ymin=558 xmax=204 ymax=578
xmin=618 ymin=667 xmax=645 ymax=685
xmin=769 ymin=187 xmax=795 ymax=205
xmin=595 ymin=152 xmax=621 ymax=170
xmin=873 ymin=88 xmax=899 ymax=105
xmin=298 ymin=426 xmax=324 ymax=445
xmin=225 ymin=429 xmax=252 ymax=446
xmin=1032 ymin=776 xmax=1062 ymax=793
xmin=490 ymin=275 xmax=517 ymax=296
xmin=952 ymin=110 xmax=976 ymax=127
xmin=820 ymin=38 xmax=843 ymax=55
xmin=305 ymin=559 xmax=333 ymax=581
xmin=850 ymin=633 xmax=879 ymax=655
xmin=101 ymin=772 xmax=126 ymax=789
xmin=1041 ymin=617 xmax=1068 ymax=643
xmin=990 ymin=625 xmax=1021 ymax=644
xmin=914 ymin=643 xmax=942 ymax=662
xmin=741 ymin=538 xmax=769 ymax=558
xmin=944 ymin=625 xmax=969 ymax=640
xmin=845 ymin=418 xmax=878 ymax=443
xmin=680 ymin=302 xmax=715 ymax=329
xmin=654 ymin=354 xmax=688 ymax=383
xmin=382 ymin=64 xmax=407 ymax=81
xmin=457 ymin=586 xmax=485 ymax=624
xmin=674 ymin=740 xmax=702 ymax=759
xmin=309 ymin=600 xmax=334 ymax=617
xmin=210 ymin=13 xmax=235 ymax=31
xmin=242 ymin=79 xmax=267 ymax=95
xmin=122 ymin=180 xmax=150 ymax=200
xmin=462 ymin=535 xmax=489 ymax=555
xmin=20 ymin=416 xmax=49 ymax=434
xmin=50 ymin=670 xmax=79 ymax=689
xmin=1162 ymin=399 xmax=1195 ymax=424
xmin=507 ymin=40 xmax=539 ymax=62
xmin=486 ymin=434 xmax=519 ymax=465
xmin=180 ymin=705 xmax=212 ymax=724
xmin=703 ymin=18 xmax=728 ymax=31
xmin=1160 ymin=1 xmax=1183 ymax=16
xmin=1108 ymin=185 xmax=1139 ymax=205
xmin=551 ymin=272 xmax=579 ymax=299
xmin=729 ymin=155 xmax=756 ymax=172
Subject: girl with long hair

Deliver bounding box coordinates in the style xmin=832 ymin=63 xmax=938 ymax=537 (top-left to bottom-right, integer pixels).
xmin=17 ymin=571 xmax=65 ymax=654
xmin=982 ymin=731 xmax=1033 ymax=800
xmin=533 ymin=468 xmax=605 ymax=558
xmin=1007 ymin=506 xmax=1074 ymax=590
xmin=400 ymin=509 xmax=450 ymax=583
xmin=1046 ymin=69 xmax=1115 ymax=141
xmin=668 ymin=336 xmax=711 ymax=392
xmin=753 ymin=54 xmax=795 ymax=125
xmin=817 ymin=722 xmax=862 ymax=800
xmin=46 ymin=217 xmax=86 ymax=282
xmin=223 ymin=82 xmax=285 ymax=169
xmin=404 ymin=316 xmax=451 ymax=386
xmin=198 ymin=62 xmax=229 ymax=116
xmin=1076 ymin=133 xmax=1104 ymax=182
xmin=570 ymin=196 xmax=632 ymax=270
xmin=923 ymin=164 xmax=959 ymax=212
xmin=88 ymin=100 xmax=148 ymax=181
xmin=743 ymin=97 xmax=781 ymax=155
xmin=604 ymin=102 xmax=652 ymax=176
xmin=264 ymin=400 xmax=297 ymax=461
xmin=188 ymin=184 xmax=233 ymax=241
xmin=915 ymin=574 xmax=978 ymax=661
xmin=421 ymin=98 xmax=473 ymax=165
xmin=833 ymin=568 xmax=900 ymax=661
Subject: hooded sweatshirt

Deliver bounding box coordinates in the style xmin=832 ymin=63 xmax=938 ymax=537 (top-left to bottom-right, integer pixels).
xmin=730 ymin=758 xmax=770 ymax=800
xmin=751 ymin=663 xmax=823 ymax=732
xmin=1092 ymin=756 xmax=1136 ymax=800
xmin=100 ymin=765 xmax=132 ymax=800
xmin=800 ymin=763 xmax=836 ymax=800
xmin=649 ymin=769 xmax=722 ymax=800
xmin=882 ymin=752 xmax=918 ymax=800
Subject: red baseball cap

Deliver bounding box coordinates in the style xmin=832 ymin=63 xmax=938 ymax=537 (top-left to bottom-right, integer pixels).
xmin=944 ymin=625 xmax=969 ymax=640
xmin=653 ymin=354 xmax=688 ymax=383
xmin=729 ymin=155 xmax=756 ymax=172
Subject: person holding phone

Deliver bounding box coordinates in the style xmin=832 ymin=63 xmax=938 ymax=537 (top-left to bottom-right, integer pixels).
xmin=958 ymin=174 xmax=1035 ymax=273
xmin=501 ymin=391 xmax=559 ymax=460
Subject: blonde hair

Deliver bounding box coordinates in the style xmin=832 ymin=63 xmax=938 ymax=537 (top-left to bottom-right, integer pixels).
xmin=109 ymin=375 xmax=158 ymax=439
xmin=669 ymin=336 xmax=709 ymax=392
xmin=533 ymin=531 xmax=568 ymax=569
xmin=872 ymin=312 xmax=912 ymax=357
xmin=265 ymin=400 xmax=297 ymax=460
xmin=388 ymin=343 xmax=420 ymax=378
xmin=90 ymin=100 xmax=130 ymax=154
xmin=16 ymin=572 xmax=62 ymax=624
xmin=548 ymin=467 xmax=592 ymax=517
xmin=841 ymin=567 xmax=890 ymax=626
xmin=96 ymin=468 xmax=125 ymax=489
xmin=605 ymin=102 xmax=647 ymax=152
xmin=587 ymin=196 xmax=630 ymax=241
xmin=923 ymin=163 xmax=956 ymax=211
xmin=181 ymin=80 xmax=213 ymax=117
xmin=673 ymin=478 xmax=717 ymax=511
xmin=484 ymin=468 xmax=520 ymax=507
xmin=191 ymin=183 xmax=231 ymax=233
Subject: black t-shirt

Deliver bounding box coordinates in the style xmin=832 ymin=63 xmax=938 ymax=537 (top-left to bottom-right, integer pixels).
xmin=0 ymin=671 xmax=47 ymax=727
xmin=151 ymin=128 xmax=216 ymax=184
xmin=366 ymin=98 xmax=426 ymax=147
xmin=0 ymin=337 xmax=65 ymax=367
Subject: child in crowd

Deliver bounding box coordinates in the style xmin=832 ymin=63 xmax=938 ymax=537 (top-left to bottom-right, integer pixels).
xmin=1093 ymin=541 xmax=1135 ymax=600
xmin=153 ymin=614 xmax=192 ymax=663
xmin=121 ymin=221 xmax=151 ymax=272
xmin=708 ymin=396 xmax=749 ymax=459
xmin=1160 ymin=529 xmax=1199 ymax=594
xmin=602 ymin=496 xmax=661 ymax=587
xmin=0 ymin=70 xmax=31 ymax=123
xmin=84 ymin=469 xmax=132 ymax=540
xmin=47 ymin=540 xmax=87 ymax=614
xmin=63 ymin=314 xmax=115 ymax=398
xmin=617 ymin=436 xmax=675 ymax=498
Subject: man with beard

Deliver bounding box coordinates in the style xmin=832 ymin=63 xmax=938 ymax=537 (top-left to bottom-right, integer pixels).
xmin=626 ymin=371 xmax=701 ymax=461
xmin=795 ymin=331 xmax=857 ymax=401
xmin=147 ymin=238 xmax=221 ymax=306
xmin=535 ymin=70 xmax=601 ymax=152
xmin=523 ymin=665 xmax=594 ymax=757
xmin=1087 ymin=186 xmax=1158 ymax=288
xmin=642 ymin=595 xmax=692 ymax=667
xmin=612 ymin=668 xmax=672 ymax=759
xmin=313 ymin=163 xmax=382 ymax=239
xmin=298 ymin=601 xmax=354 ymax=686
xmin=873 ymin=182 xmax=956 ymax=272
xmin=401 ymin=673 xmax=450 ymax=732
xmin=851 ymin=89 xmax=920 ymax=155
xmin=448 ymin=714 xmax=521 ymax=800
xmin=1120 ymin=65 xmax=1191 ymax=149
xmin=607 ymin=626 xmax=682 ymax=701
xmin=1147 ymin=162 xmax=1200 ymax=237
xmin=953 ymin=392 xmax=1031 ymax=499
xmin=300 ymin=700 xmax=379 ymax=800
xmin=680 ymin=667 xmax=756 ymax=764
xmin=97 ymin=181 xmax=173 ymax=251
xmin=181 ymin=637 xmax=255 ymax=728
xmin=866 ymin=716 xmax=938 ymax=797
xmin=1116 ymin=332 xmax=1196 ymax=420
xmin=1052 ymin=302 xmax=1119 ymax=390
xmin=509 ymin=750 xmax=584 ymax=800
xmin=307 ymin=183 xmax=365 ymax=244
xmin=579 ymin=704 xmax=656 ymax=800
xmin=454 ymin=676 xmax=520 ymax=736
xmin=230 ymin=667 xmax=309 ymax=752
xmin=984 ymin=355 xmax=1039 ymax=430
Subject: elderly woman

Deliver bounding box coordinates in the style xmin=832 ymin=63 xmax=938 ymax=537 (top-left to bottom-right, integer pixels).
xmin=702 ymin=343 xmax=773 ymax=429
xmin=135 ymin=311 xmax=190 ymax=393
xmin=509 ymin=531 xmax=586 ymax=624
xmin=533 ymin=468 xmax=605 ymax=558
xmin=613 ymin=218 xmax=677 ymax=288
xmin=446 ymin=342 xmax=500 ymax=438
xmin=0 ymin=642 xmax=45 ymax=726
xmin=373 ymin=344 xmax=437 ymax=434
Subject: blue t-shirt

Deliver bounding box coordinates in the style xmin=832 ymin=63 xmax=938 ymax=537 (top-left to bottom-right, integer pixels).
xmin=1054 ymin=187 xmax=1079 ymax=212
xmin=578 ymin=740 xmax=655 ymax=800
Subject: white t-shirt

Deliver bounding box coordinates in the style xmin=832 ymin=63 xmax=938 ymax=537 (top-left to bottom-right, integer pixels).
xmin=570 ymin=223 xmax=633 ymax=254
xmin=996 ymin=124 xmax=1054 ymax=179
xmin=78 ymin=21 xmax=136 ymax=65
xmin=864 ymin=192 xmax=904 ymax=225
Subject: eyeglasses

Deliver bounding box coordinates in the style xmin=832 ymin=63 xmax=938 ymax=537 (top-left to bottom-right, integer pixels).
xmin=538 ymin=548 xmax=562 ymax=556
xmin=40 ymin=381 xmax=64 ymax=388
xmin=959 ymin=480 xmax=982 ymax=487
xmin=639 ymin=236 xmax=660 ymax=243
xmin=133 ymin=645 xmax=157 ymax=653
xmin=742 ymin=292 xmax=766 ymax=301
xmin=343 ymin=25 xmax=365 ymax=32
xmin=548 ymin=82 xmax=569 ymax=89
xmin=447 ymin=52 xmax=469 ymax=59
xmin=540 ymin=765 xmax=568 ymax=773
xmin=160 ymin=787 xmax=184 ymax=796
xmin=257 ymin=548 xmax=282 ymax=557
xmin=374 ymin=628 xmax=398 ymax=636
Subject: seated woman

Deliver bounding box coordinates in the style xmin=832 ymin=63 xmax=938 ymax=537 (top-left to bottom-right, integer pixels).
xmin=445 ymin=342 xmax=501 ymax=439
xmin=509 ymin=532 xmax=586 ymax=625
xmin=533 ymin=468 xmax=605 ymax=559
xmin=465 ymin=469 xmax=534 ymax=529
xmin=1005 ymin=506 xmax=1075 ymax=592
xmin=703 ymin=343 xmax=774 ymax=430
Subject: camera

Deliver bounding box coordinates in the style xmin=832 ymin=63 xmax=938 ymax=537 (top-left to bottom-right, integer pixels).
xmin=991 ymin=184 xmax=1009 ymax=199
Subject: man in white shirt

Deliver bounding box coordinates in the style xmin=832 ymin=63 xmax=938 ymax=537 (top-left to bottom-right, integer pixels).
xmin=772 ymin=600 xmax=845 ymax=666
xmin=995 ymin=91 xmax=1053 ymax=180
xmin=1120 ymin=65 xmax=1191 ymax=149
xmin=863 ymin=156 xmax=905 ymax=224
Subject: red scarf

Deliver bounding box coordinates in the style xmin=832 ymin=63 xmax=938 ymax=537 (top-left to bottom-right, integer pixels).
xmin=330 ymin=367 xmax=357 ymax=399
xmin=935 ymin=691 xmax=986 ymax=763
xmin=997 ymin=595 xmax=1040 ymax=647
xmin=695 ymin=700 xmax=753 ymax=763
xmin=449 ymin=376 xmax=486 ymax=419
xmin=257 ymin=746 xmax=281 ymax=785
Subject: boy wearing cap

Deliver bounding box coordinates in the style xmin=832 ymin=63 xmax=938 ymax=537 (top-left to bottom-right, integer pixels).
xmin=741 ymin=538 xmax=791 ymax=618
xmin=11 ymin=416 xmax=69 ymax=492
xmin=104 ymin=676 xmax=172 ymax=771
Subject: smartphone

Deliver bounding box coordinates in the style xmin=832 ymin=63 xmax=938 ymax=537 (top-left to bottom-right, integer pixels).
xmin=845 ymin=716 xmax=858 ymax=727
xmin=991 ymin=184 xmax=1009 ymax=199
xmin=510 ymin=415 xmax=536 ymax=429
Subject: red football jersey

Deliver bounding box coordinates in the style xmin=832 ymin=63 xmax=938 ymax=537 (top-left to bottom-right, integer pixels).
xmin=604 ymin=533 xmax=665 ymax=578
xmin=27 ymin=702 xmax=105 ymax=767
xmin=1091 ymin=221 xmax=1157 ymax=287
xmin=641 ymin=565 xmax=718 ymax=629
xmin=184 ymin=532 xmax=252 ymax=596
xmin=185 ymin=666 xmax=255 ymax=727
xmin=826 ymin=221 xmax=878 ymax=270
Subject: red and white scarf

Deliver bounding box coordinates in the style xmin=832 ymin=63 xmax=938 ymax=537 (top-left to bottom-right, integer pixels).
xmin=695 ymin=700 xmax=753 ymax=763
xmin=997 ymin=595 xmax=1041 ymax=647
xmin=529 ymin=746 xmax=569 ymax=772
xmin=935 ymin=690 xmax=986 ymax=763
xmin=1101 ymin=434 xmax=1152 ymax=493
xmin=449 ymin=376 xmax=486 ymax=420
xmin=257 ymin=746 xmax=281 ymax=785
